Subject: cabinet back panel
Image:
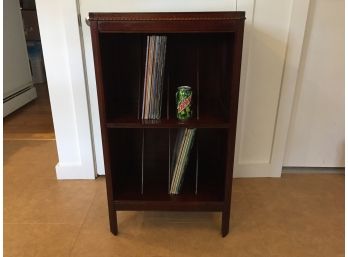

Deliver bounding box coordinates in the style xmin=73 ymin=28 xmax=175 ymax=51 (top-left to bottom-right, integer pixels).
xmin=197 ymin=129 xmax=227 ymax=200
xmin=167 ymin=34 xmax=234 ymax=121
xmin=99 ymin=34 xmax=145 ymax=119
xmin=108 ymin=129 xmax=142 ymax=199
xmin=198 ymin=34 xmax=234 ymax=121
xmin=143 ymin=129 xmax=169 ymax=195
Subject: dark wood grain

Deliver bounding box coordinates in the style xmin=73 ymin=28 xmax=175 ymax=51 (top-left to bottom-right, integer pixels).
xmin=221 ymin=17 xmax=245 ymax=238
xmin=90 ymin=12 xmax=245 ymax=33
xmin=89 ymin=11 xmax=245 ymax=237
xmin=90 ymin=21 xmax=118 ymax=235
xmin=88 ymin=12 xmax=245 ymax=21
xmin=114 ymin=200 xmax=224 ymax=212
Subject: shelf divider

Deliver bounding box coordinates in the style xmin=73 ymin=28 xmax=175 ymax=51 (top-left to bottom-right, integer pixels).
xmin=137 ymin=39 xmax=142 ymax=119
xmin=166 ymin=61 xmax=170 ymax=120
xmin=141 ymin=129 xmax=144 ymax=194
xmin=196 ymin=46 xmax=200 ymax=120
xmin=168 ymin=129 xmax=171 ymax=194
xmin=195 ymin=135 xmax=199 ymax=195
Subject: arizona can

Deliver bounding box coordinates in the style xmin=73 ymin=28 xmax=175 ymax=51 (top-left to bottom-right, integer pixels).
xmin=176 ymin=86 xmax=193 ymax=120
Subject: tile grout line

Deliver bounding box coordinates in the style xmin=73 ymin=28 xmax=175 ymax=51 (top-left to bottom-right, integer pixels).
xmin=68 ymin=187 xmax=99 ymax=257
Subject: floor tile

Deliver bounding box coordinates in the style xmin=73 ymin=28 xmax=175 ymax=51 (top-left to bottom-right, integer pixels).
xmin=4 ymin=140 xmax=98 ymax=225
xmin=4 ymin=178 xmax=98 ymax=225
xmin=4 ymin=140 xmax=58 ymax=178
xmin=4 ymin=223 xmax=80 ymax=257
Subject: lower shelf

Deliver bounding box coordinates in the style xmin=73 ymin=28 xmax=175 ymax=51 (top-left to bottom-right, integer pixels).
xmin=113 ymin=189 xmax=224 ymax=212
xmin=114 ymin=189 xmax=223 ymax=201
xmin=113 ymin=199 xmax=224 ymax=211
xmin=109 ymin=128 xmax=227 ymax=204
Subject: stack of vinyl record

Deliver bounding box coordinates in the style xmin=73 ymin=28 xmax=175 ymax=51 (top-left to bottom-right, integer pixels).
xmin=142 ymin=35 xmax=167 ymax=119
xmin=170 ymin=128 xmax=196 ymax=194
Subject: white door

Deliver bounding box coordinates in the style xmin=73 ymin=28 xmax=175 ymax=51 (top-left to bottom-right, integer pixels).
xmin=234 ymin=0 xmax=311 ymax=177
xmin=283 ymin=0 xmax=345 ymax=167
xmin=79 ymin=0 xmax=309 ymax=177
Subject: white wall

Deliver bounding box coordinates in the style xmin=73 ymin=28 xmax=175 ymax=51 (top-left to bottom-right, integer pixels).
xmin=284 ymin=0 xmax=345 ymax=167
xmin=36 ymin=0 xmax=95 ymax=179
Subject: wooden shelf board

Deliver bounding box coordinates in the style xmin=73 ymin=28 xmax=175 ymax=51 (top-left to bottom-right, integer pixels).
xmin=106 ymin=117 xmax=230 ymax=128
xmin=114 ymin=192 xmax=224 ymax=200
xmin=113 ymin=199 xmax=224 ymax=211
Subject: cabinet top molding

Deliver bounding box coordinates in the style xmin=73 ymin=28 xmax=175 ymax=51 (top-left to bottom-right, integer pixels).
xmin=87 ymin=12 xmax=245 ymax=33
xmin=88 ymin=12 xmax=246 ymax=22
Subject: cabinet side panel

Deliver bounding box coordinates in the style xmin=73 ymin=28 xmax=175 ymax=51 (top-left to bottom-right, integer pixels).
xmin=224 ymin=23 xmax=245 ymax=209
xmin=90 ymin=21 xmax=114 ymax=201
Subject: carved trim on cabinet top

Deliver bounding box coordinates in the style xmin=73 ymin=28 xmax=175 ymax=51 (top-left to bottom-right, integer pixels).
xmin=88 ymin=12 xmax=246 ymax=22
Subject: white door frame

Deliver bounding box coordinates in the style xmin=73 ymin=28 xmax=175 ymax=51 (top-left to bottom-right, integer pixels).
xmin=36 ymin=0 xmax=96 ymax=179
xmin=234 ymin=0 xmax=311 ymax=177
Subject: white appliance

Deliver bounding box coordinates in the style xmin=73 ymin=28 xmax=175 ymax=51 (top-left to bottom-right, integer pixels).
xmin=3 ymin=0 xmax=37 ymax=117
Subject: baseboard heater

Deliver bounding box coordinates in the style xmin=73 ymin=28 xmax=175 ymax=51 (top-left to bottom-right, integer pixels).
xmin=3 ymin=85 xmax=37 ymax=117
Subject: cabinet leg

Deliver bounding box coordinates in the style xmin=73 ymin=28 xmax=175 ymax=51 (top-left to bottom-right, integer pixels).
xmin=221 ymin=210 xmax=230 ymax=237
xmin=108 ymin=208 xmax=118 ymax=235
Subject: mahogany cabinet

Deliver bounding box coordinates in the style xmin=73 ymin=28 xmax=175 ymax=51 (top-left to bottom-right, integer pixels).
xmin=89 ymin=12 xmax=245 ymax=237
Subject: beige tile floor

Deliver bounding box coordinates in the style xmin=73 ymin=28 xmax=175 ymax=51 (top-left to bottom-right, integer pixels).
xmin=4 ymin=139 xmax=344 ymax=257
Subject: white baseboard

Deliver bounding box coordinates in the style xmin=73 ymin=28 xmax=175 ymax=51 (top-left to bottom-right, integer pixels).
xmin=55 ymin=162 xmax=96 ymax=180
xmin=282 ymin=167 xmax=345 ymax=174
xmin=3 ymin=86 xmax=37 ymax=117
xmin=234 ymin=163 xmax=281 ymax=178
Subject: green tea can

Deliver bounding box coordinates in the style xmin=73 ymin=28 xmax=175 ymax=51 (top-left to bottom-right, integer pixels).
xmin=176 ymin=86 xmax=193 ymax=120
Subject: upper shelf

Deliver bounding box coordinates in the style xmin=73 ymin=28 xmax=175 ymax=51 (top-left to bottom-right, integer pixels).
xmin=100 ymin=33 xmax=234 ymax=124
xmin=106 ymin=116 xmax=230 ymax=129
